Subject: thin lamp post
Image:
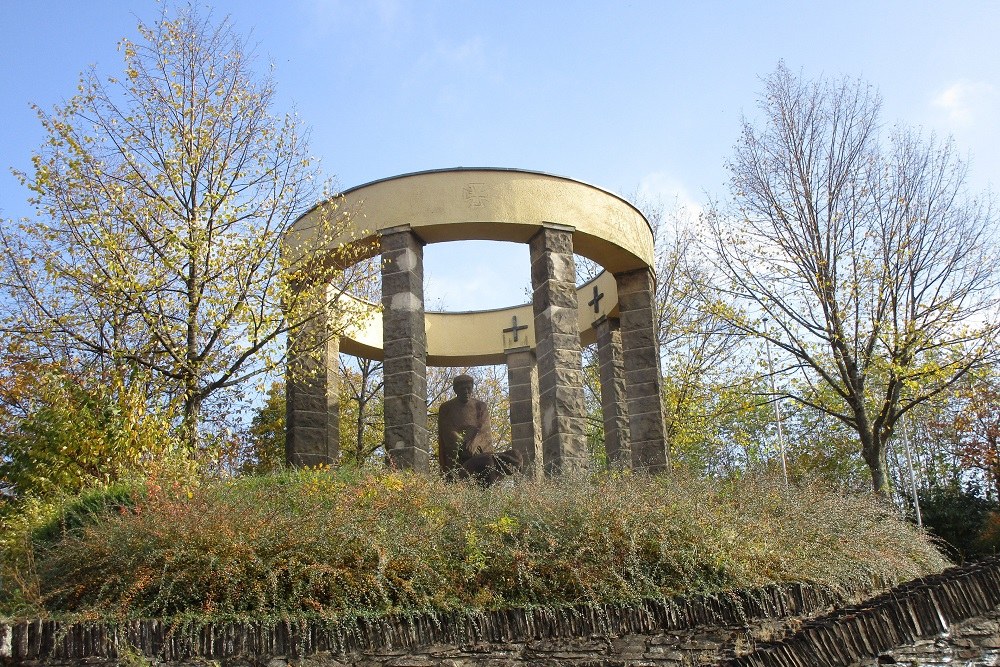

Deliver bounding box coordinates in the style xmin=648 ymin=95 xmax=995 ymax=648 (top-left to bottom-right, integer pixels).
xmin=901 ymin=417 xmax=923 ymax=527
xmin=762 ymin=318 xmax=789 ymax=486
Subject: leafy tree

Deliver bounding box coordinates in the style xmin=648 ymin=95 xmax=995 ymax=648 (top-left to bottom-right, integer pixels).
xmin=240 ymin=381 xmax=286 ymax=474
xmin=0 ymin=6 xmax=371 ymax=449
xmin=666 ymin=374 xmax=773 ymax=478
xmin=938 ymin=373 xmax=1000 ymax=500
xmin=897 ymin=390 xmax=967 ymax=494
xmin=779 ymin=397 xmax=870 ymax=491
xmin=710 ymin=63 xmax=1000 ymax=494
xmin=899 ymin=367 xmax=1000 ymax=494
xmin=0 ymin=367 xmax=177 ymax=502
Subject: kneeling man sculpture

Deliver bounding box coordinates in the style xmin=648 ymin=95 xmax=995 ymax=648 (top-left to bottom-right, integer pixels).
xmin=437 ymin=374 xmax=522 ymax=485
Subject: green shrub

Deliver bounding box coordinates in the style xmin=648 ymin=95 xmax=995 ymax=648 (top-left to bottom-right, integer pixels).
xmin=5 ymin=468 xmax=947 ymax=620
xmin=0 ymin=369 xmax=180 ymax=503
xmin=918 ymin=485 xmax=1000 ymax=562
xmin=30 ymin=483 xmax=143 ymax=545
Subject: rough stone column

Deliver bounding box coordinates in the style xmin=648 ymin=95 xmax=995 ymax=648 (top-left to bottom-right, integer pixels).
xmin=286 ymin=287 xmax=340 ymax=467
xmin=505 ymin=346 xmax=541 ymax=478
xmin=594 ymin=315 xmax=630 ymax=468
xmin=529 ymin=224 xmax=587 ymax=475
xmin=616 ymin=268 xmax=669 ymax=472
xmin=380 ymin=226 xmax=429 ymax=471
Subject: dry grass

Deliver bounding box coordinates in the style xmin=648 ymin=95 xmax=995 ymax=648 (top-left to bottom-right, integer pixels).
xmin=1 ymin=466 xmax=947 ymax=620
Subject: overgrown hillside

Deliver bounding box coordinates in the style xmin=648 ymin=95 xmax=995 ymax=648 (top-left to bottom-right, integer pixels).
xmin=0 ymin=467 xmax=947 ymax=621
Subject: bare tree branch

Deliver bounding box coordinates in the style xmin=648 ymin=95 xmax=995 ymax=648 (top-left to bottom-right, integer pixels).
xmin=708 ymin=62 xmax=1000 ymax=493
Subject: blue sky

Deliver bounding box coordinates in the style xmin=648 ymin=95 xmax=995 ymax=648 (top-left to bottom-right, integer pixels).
xmin=2 ymin=1 xmax=998 ymax=311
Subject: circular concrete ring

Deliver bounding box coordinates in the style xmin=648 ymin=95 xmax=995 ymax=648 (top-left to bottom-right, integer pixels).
xmin=286 ymin=168 xmax=654 ymax=366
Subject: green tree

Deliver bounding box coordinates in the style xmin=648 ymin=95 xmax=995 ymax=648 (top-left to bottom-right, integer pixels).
xmin=665 ymin=374 xmax=773 ymax=478
xmin=0 ymin=6 xmax=371 ymax=449
xmin=0 ymin=367 xmax=177 ymax=502
xmin=779 ymin=397 xmax=870 ymax=491
xmin=240 ymin=381 xmax=286 ymax=474
xmin=918 ymin=484 xmax=1000 ymax=562
xmin=896 ymin=389 xmax=966 ymax=494
xmin=932 ymin=371 xmax=1000 ymax=500
xmin=710 ymin=63 xmax=1000 ymax=494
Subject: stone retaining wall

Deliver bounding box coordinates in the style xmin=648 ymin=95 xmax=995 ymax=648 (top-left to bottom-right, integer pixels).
xmin=1 ymin=584 xmax=844 ymax=665
xmin=4 ymin=558 xmax=1000 ymax=666
xmin=722 ymin=556 xmax=1000 ymax=667
xmin=851 ymin=609 xmax=1000 ymax=667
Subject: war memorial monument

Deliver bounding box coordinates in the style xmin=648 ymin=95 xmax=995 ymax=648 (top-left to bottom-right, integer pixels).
xmin=283 ymin=168 xmax=669 ymax=476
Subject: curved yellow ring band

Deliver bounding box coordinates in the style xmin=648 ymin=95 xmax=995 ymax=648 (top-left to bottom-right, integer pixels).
xmin=288 ymin=168 xmax=654 ymax=365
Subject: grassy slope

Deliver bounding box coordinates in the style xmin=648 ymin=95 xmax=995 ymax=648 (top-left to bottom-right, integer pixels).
xmin=1 ymin=467 xmax=947 ymax=620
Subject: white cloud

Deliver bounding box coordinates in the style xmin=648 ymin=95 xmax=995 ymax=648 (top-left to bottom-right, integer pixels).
xmin=931 ymin=80 xmax=997 ymax=126
xmin=303 ymin=0 xmax=406 ymax=40
xmin=434 ymin=37 xmax=486 ymax=68
xmin=636 ymin=171 xmax=704 ymax=221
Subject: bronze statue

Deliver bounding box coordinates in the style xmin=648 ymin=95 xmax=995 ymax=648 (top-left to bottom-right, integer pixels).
xmin=437 ymin=374 xmax=521 ymax=484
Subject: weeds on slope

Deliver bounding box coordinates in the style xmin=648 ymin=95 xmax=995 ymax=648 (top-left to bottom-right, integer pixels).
xmin=0 ymin=466 xmax=947 ymax=620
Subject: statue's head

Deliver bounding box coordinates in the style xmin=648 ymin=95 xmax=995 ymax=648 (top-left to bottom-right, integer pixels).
xmin=453 ymin=374 xmax=474 ymax=402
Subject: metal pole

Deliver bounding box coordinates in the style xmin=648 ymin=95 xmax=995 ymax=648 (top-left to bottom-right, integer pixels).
xmin=901 ymin=417 xmax=923 ymax=527
xmin=762 ymin=319 xmax=789 ymax=486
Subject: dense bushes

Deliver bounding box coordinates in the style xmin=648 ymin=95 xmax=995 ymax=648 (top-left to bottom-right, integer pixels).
xmin=918 ymin=486 xmax=1000 ymax=562
xmin=0 ymin=368 xmax=179 ymax=503
xmin=1 ymin=468 xmax=946 ymax=621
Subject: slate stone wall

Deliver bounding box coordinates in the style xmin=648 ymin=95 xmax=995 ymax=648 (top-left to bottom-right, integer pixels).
xmin=614 ymin=268 xmax=669 ymax=472
xmin=851 ymin=609 xmax=1000 ymax=666
xmin=594 ymin=315 xmax=630 ymax=468
xmin=5 ymin=558 xmax=1000 ymax=667
xmin=1 ymin=584 xmax=844 ymax=666
xmin=379 ymin=227 xmax=429 ymax=471
xmin=724 ymin=556 xmax=1000 ymax=667
xmin=285 ymin=289 xmax=341 ymax=467
xmin=504 ymin=347 xmax=541 ymax=476
xmin=528 ymin=225 xmax=587 ymax=474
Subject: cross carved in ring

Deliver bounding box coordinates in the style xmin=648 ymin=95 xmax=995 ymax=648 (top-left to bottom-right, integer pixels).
xmin=588 ymin=285 xmax=605 ymax=313
xmin=503 ymin=315 xmax=529 ymax=342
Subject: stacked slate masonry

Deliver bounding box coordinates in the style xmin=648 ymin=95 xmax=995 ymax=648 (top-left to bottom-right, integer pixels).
xmin=8 ymin=558 xmax=1000 ymax=666
xmin=379 ymin=226 xmax=430 ymax=470
xmin=529 ymin=225 xmax=588 ymax=474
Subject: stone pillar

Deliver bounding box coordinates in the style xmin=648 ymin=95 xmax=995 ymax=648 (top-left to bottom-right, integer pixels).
xmin=616 ymin=268 xmax=669 ymax=472
xmin=594 ymin=315 xmax=630 ymax=468
xmin=380 ymin=226 xmax=429 ymax=471
xmin=505 ymin=346 xmax=541 ymax=478
xmin=529 ymin=224 xmax=587 ymax=475
xmin=286 ymin=287 xmax=340 ymax=467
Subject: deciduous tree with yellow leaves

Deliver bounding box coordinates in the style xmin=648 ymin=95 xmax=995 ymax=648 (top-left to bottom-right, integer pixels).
xmin=0 ymin=6 xmax=372 ymax=450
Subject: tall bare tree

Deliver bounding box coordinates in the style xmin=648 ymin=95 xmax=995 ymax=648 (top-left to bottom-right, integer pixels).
xmin=0 ymin=7 xmax=371 ymax=448
xmin=710 ymin=63 xmax=1000 ymax=493
xmin=340 ymin=357 xmax=385 ymax=465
